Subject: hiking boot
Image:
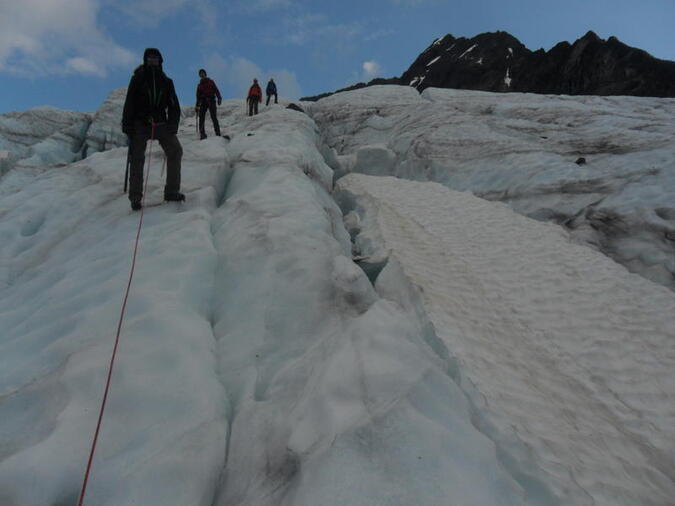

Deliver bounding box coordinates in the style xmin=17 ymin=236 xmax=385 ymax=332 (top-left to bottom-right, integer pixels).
xmin=131 ymin=199 xmax=142 ymax=211
xmin=164 ymin=192 xmax=186 ymax=202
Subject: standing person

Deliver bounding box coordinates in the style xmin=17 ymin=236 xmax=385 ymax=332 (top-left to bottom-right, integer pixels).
xmin=247 ymin=78 xmax=262 ymax=116
xmin=266 ymin=78 xmax=278 ymax=106
xmin=196 ymin=68 xmax=222 ymax=140
xmin=122 ymin=48 xmax=184 ymax=210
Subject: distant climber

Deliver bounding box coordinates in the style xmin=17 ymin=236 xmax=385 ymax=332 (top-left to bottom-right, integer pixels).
xmin=266 ymin=78 xmax=278 ymax=106
xmin=196 ymin=69 xmax=222 ymax=139
xmin=122 ymin=48 xmax=184 ymax=211
xmin=247 ymin=78 xmax=262 ymax=116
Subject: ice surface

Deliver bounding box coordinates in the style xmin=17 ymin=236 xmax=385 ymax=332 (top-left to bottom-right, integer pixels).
xmin=82 ymin=88 xmax=129 ymax=157
xmin=308 ymin=85 xmax=675 ymax=291
xmin=0 ymin=100 xmax=530 ymax=505
xmin=0 ymin=117 xmax=232 ymax=506
xmin=0 ymin=107 xmax=91 ymax=168
xmin=336 ymin=173 xmax=675 ymax=505
xmin=1 ymin=88 xmax=674 ymax=506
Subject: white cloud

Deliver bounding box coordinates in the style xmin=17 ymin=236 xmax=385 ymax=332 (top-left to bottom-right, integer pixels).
xmin=279 ymin=14 xmax=364 ymax=46
xmin=0 ymin=0 xmax=134 ymax=77
xmin=113 ymin=0 xmax=221 ymax=47
xmin=65 ymin=57 xmax=103 ymax=76
xmin=364 ymin=29 xmax=395 ymax=42
xmin=388 ymin=0 xmax=436 ymax=4
xmin=235 ymin=0 xmax=294 ymax=12
xmin=203 ymin=54 xmax=302 ymax=99
xmin=115 ymin=0 xmax=200 ymax=25
xmin=362 ymin=60 xmax=382 ymax=80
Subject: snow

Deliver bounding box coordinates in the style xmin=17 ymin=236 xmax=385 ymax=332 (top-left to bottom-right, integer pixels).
xmin=308 ymin=85 xmax=675 ymax=292
xmin=459 ymin=44 xmax=478 ymax=59
xmin=504 ymin=67 xmax=512 ymax=87
xmin=81 ymin=88 xmax=130 ymax=157
xmin=0 ymin=99 xmax=528 ymax=506
xmin=409 ymin=76 xmax=425 ymax=87
xmin=1 ymin=86 xmax=674 ymax=505
xmin=426 ymin=56 xmax=441 ymax=67
xmin=0 ymin=107 xmax=91 ymax=168
xmin=336 ymin=173 xmax=675 ymax=505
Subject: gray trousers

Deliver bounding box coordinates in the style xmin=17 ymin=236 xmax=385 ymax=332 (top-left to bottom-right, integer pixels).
xmin=248 ymin=98 xmax=259 ymax=116
xmin=128 ymin=122 xmax=183 ymax=202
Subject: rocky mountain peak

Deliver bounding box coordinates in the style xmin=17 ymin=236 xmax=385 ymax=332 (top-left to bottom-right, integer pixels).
xmin=399 ymin=30 xmax=675 ymax=97
xmin=301 ymin=30 xmax=675 ymax=101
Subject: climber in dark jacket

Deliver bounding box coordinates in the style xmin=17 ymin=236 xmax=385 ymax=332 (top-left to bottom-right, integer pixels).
xmin=122 ymin=48 xmax=184 ymax=211
xmin=196 ymin=68 xmax=222 ymax=139
xmin=266 ymin=78 xmax=277 ymax=106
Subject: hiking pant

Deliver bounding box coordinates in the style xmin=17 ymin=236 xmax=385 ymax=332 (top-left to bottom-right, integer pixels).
xmin=128 ymin=121 xmax=183 ymax=202
xmin=266 ymin=93 xmax=278 ymax=105
xmin=198 ymin=98 xmax=221 ymax=138
xmin=248 ymin=98 xmax=259 ymax=116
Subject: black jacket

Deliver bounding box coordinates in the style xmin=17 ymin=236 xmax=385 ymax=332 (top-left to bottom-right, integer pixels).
xmin=122 ymin=65 xmax=180 ymax=133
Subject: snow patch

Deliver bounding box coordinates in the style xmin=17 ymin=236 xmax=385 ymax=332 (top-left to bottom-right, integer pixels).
xmin=336 ymin=173 xmax=675 ymax=505
xmin=426 ymin=56 xmax=441 ymax=67
xmin=459 ymin=44 xmax=477 ymax=59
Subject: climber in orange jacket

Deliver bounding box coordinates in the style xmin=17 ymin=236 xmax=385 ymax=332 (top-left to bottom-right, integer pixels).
xmin=247 ymin=78 xmax=262 ymax=116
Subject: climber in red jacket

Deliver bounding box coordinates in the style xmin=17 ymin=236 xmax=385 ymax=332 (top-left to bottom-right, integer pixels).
xmin=247 ymin=78 xmax=262 ymax=116
xmin=196 ymin=69 xmax=222 ymax=139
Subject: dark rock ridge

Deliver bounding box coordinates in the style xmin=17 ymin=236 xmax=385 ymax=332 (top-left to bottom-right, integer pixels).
xmin=301 ymin=31 xmax=675 ymax=100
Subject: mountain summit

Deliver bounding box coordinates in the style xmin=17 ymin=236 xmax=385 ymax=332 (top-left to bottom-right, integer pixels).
xmin=303 ymin=31 xmax=675 ymax=100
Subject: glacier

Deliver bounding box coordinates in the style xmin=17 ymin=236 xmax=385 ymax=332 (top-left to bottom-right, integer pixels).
xmin=0 ymin=86 xmax=674 ymax=506
xmin=310 ymin=85 xmax=675 ymax=291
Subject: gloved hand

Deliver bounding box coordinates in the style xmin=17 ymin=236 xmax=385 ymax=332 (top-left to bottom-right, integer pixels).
xmin=168 ymin=123 xmax=179 ymax=135
xmin=217 ymin=98 xmax=222 ymax=106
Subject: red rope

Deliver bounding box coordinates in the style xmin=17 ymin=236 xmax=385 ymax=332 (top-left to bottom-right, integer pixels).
xmin=77 ymin=123 xmax=159 ymax=506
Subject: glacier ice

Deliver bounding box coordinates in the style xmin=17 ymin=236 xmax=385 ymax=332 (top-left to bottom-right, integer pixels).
xmin=308 ymin=85 xmax=675 ymax=291
xmin=1 ymin=88 xmax=674 ymax=506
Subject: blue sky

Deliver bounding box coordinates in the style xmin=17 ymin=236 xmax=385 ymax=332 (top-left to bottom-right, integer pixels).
xmin=1 ymin=0 xmax=673 ymax=113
